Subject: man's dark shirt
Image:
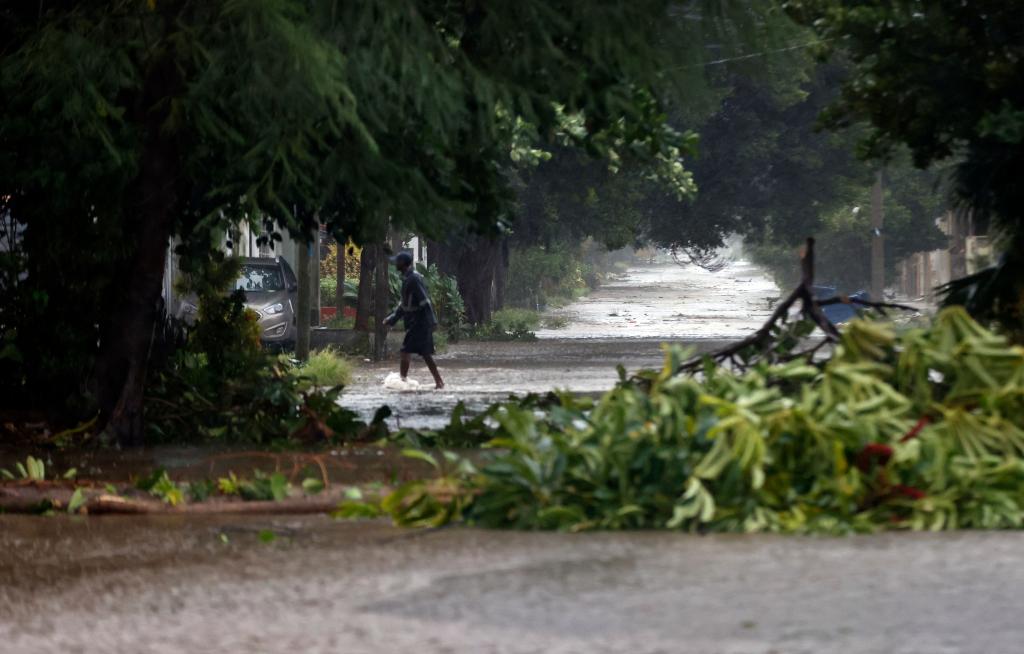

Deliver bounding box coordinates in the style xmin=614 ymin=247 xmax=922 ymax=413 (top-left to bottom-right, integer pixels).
xmin=386 ymin=271 xmax=437 ymax=330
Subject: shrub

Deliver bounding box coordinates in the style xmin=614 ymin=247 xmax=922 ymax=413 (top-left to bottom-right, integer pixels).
xmin=489 ymin=308 xmax=540 ymax=339
xmin=175 ymin=255 xmax=263 ymax=378
xmin=542 ymin=315 xmax=570 ymax=330
xmin=325 ymin=315 xmax=355 ymax=330
xmin=319 ymin=277 xmax=359 ymax=307
xmin=365 ymin=308 xmax=1024 ymax=533
xmin=286 ymin=349 xmax=353 ymax=388
xmin=146 ymin=257 xmax=367 ymax=444
xmin=459 ymin=308 xmax=540 ymax=341
xmin=319 ymin=241 xmax=362 ymax=281
xmin=506 ymin=245 xmax=586 ymax=309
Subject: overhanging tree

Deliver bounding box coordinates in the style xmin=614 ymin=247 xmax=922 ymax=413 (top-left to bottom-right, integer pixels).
xmin=1 ymin=0 xmax=709 ymax=444
xmin=784 ymin=0 xmax=1024 ymax=333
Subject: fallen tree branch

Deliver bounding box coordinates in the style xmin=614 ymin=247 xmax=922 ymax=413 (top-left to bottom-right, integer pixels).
xmin=668 ymin=237 xmax=917 ymax=376
xmin=0 ymin=482 xmax=380 ymax=515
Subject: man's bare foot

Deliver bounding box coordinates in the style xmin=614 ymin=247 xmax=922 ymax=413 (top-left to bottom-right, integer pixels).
xmin=435 ymin=381 xmax=445 ymax=390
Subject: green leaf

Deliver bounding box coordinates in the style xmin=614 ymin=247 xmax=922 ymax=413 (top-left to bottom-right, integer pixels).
xmin=258 ymin=529 xmax=277 ymax=543
xmin=67 ymin=488 xmax=86 ymax=514
xmin=269 ymin=473 xmax=290 ymax=501
xmin=301 ymin=477 xmax=325 ymax=495
xmin=332 ymin=501 xmax=383 ymax=519
xmin=400 ymin=449 xmax=439 ymax=469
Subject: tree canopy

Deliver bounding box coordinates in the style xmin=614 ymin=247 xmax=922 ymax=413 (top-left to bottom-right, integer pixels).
xmin=785 ymin=0 xmax=1024 ymax=327
xmin=0 ymin=0 xmax=704 ymax=442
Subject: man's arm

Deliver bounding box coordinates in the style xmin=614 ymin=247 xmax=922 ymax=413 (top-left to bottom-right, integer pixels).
xmin=384 ymin=304 xmax=404 ymax=326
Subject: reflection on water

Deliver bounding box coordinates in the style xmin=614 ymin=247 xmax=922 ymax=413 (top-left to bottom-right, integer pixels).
xmin=342 ymin=260 xmax=778 ymax=429
xmin=535 ymin=259 xmax=777 ymax=340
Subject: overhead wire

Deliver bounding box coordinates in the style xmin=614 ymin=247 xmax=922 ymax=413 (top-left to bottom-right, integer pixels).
xmin=663 ymin=39 xmax=832 ymax=71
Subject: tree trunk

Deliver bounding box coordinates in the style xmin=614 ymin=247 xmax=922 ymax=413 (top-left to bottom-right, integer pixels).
xmin=335 ymin=237 xmax=346 ymax=315
xmin=373 ymin=244 xmax=390 ymax=360
xmin=390 ymin=231 xmax=404 ymax=258
xmin=354 ymin=245 xmax=375 ymax=332
xmin=870 ymin=169 xmax=885 ymax=301
xmin=428 ymin=239 xmax=455 ymax=278
xmin=296 ymin=237 xmax=312 ymax=361
xmin=493 ymin=237 xmax=509 ymax=311
xmin=451 ymin=236 xmax=500 ymax=324
xmin=93 ymin=57 xmax=182 ymax=447
xmin=311 ymin=228 xmax=321 ymax=328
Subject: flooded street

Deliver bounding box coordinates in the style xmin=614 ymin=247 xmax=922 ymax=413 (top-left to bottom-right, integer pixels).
xmin=5 ymin=258 xmax=1019 ymax=654
xmin=342 ymin=259 xmax=778 ymax=429
xmin=2 ymin=515 xmax=1023 ymax=653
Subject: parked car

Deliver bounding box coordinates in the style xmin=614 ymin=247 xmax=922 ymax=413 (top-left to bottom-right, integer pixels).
xmin=811 ymin=285 xmax=871 ymax=325
xmin=177 ymin=256 xmax=298 ymax=349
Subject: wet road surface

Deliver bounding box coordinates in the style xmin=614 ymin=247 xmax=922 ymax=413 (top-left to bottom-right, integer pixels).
xmin=342 ymin=259 xmax=778 ymax=429
xmin=6 ymin=259 xmax=1015 ymax=653
xmin=1 ymin=515 xmax=1022 ymax=653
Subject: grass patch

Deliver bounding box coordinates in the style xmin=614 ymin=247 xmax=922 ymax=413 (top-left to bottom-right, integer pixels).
xmin=464 ymin=308 xmax=540 ymax=340
xmin=492 ymin=308 xmax=540 ymax=332
xmin=324 ymin=315 xmax=355 ymax=330
xmin=433 ymin=330 xmax=449 ymax=352
xmin=542 ymin=315 xmax=570 ymax=330
xmin=284 ymin=349 xmax=354 ymax=388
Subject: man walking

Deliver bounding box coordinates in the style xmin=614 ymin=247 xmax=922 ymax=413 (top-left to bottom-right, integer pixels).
xmin=383 ymin=252 xmax=445 ymax=389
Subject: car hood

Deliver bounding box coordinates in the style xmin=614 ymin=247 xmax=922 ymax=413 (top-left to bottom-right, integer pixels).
xmin=243 ymin=290 xmax=291 ymax=313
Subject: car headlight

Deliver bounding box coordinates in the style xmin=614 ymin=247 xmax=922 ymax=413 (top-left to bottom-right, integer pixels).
xmin=263 ymin=302 xmax=284 ymax=316
xmin=264 ymin=323 xmax=288 ymax=337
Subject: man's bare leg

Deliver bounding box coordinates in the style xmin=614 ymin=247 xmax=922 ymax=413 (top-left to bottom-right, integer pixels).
xmin=400 ymin=352 xmax=411 ymax=379
xmin=423 ymin=355 xmax=444 ymax=389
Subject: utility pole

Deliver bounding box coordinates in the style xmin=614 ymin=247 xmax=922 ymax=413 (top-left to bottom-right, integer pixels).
xmin=335 ymin=236 xmax=346 ymax=321
xmin=296 ymin=235 xmax=312 ymax=361
xmin=871 ymin=169 xmax=885 ymax=301
xmin=311 ymin=226 xmax=321 ymax=328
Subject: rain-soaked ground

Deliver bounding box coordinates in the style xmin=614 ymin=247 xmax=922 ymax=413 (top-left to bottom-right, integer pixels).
xmin=342 ymin=258 xmax=779 ymax=429
xmin=5 ymin=259 xmax=1020 ymax=653
xmin=2 ymin=515 xmax=1023 ymax=653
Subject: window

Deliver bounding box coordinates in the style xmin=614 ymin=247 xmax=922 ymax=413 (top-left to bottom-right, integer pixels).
xmin=235 ymin=264 xmax=284 ymax=292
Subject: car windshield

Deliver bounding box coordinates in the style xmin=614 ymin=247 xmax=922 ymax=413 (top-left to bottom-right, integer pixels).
xmin=235 ymin=264 xmax=284 ymax=292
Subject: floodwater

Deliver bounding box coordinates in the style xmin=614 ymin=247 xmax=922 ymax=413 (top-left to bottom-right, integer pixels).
xmin=3 ymin=259 xmax=1022 ymax=653
xmin=341 ymin=259 xmax=778 ymax=429
xmin=1 ymin=515 xmax=1022 ymax=653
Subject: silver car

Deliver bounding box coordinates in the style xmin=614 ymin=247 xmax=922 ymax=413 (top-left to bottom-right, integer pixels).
xmin=178 ymin=256 xmax=298 ymax=349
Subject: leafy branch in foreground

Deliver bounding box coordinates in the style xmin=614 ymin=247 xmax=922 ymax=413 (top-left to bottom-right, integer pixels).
xmin=361 ymin=306 xmax=1024 ymax=533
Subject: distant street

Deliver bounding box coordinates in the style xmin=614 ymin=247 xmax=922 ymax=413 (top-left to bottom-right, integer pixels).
xmin=341 ymin=258 xmax=778 ymax=429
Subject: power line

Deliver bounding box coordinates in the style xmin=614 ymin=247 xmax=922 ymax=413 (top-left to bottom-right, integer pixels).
xmin=664 ymin=39 xmax=831 ymax=71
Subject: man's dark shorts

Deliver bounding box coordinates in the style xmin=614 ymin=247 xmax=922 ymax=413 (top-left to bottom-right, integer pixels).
xmin=402 ymin=322 xmax=435 ymax=356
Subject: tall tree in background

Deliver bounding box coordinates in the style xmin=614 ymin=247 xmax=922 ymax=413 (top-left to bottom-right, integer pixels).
xmin=785 ymin=0 xmax=1024 ymax=332
xmin=507 ymin=44 xmax=947 ymax=292
xmin=0 ymin=1 xmax=704 ymax=443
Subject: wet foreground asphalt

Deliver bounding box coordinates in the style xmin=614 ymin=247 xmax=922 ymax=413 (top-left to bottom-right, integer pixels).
xmin=1 ymin=515 xmax=1022 ymax=654
xmin=4 ymin=259 xmax=1022 ymax=653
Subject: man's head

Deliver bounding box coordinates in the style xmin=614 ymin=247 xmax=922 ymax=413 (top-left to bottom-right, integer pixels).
xmin=392 ymin=251 xmax=413 ymax=273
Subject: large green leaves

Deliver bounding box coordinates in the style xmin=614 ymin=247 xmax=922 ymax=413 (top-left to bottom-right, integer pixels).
xmin=376 ymin=308 xmax=1024 ymax=533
